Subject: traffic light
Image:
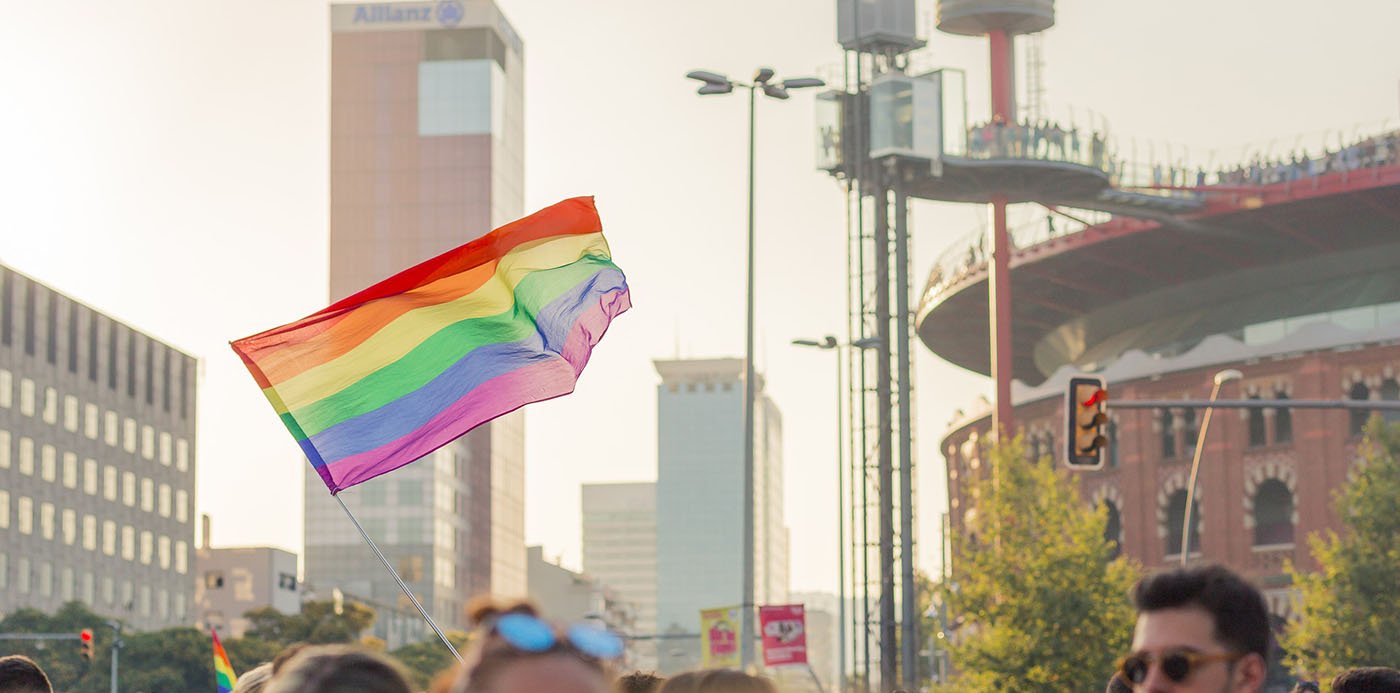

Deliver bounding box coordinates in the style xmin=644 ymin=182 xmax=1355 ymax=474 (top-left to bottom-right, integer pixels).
xmin=79 ymin=629 xmax=93 ymax=661
xmin=1066 ymin=376 xmax=1108 ymax=469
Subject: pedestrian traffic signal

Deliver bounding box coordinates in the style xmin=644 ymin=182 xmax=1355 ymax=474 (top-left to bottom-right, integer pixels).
xmin=1066 ymin=376 xmax=1108 ymax=469
xmin=79 ymin=629 xmax=93 ymax=661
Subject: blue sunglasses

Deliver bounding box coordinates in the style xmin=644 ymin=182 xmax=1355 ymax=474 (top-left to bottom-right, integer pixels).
xmin=493 ymin=613 xmax=625 ymax=660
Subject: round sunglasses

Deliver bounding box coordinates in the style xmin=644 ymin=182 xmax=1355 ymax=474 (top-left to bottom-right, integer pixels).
xmin=1118 ymin=648 xmax=1244 ymax=684
xmin=493 ymin=613 xmax=625 ymax=660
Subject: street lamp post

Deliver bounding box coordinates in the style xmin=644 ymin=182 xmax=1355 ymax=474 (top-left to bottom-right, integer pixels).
xmin=1180 ymin=368 xmax=1243 ymax=567
xmin=689 ymin=67 xmax=824 ymax=672
xmin=793 ymin=335 xmax=880 ymax=693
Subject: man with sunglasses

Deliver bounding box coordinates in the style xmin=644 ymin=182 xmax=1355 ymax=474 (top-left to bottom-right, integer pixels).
xmin=1119 ymin=565 xmax=1270 ymax=692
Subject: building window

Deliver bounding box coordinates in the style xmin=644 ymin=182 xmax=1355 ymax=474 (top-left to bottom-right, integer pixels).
xmin=1181 ymin=408 xmax=1199 ymax=454
xmin=60 ymin=567 xmax=73 ymax=601
xmin=176 ymin=439 xmax=189 ymax=472
xmin=145 ymin=338 xmax=154 ymax=405
xmin=180 ymin=358 xmax=190 ymax=419
xmin=174 ymin=594 xmax=186 ymax=620
xmin=0 ymin=370 xmax=10 ymax=408
xmin=81 ymin=572 xmax=94 ymax=604
xmin=1248 ymin=395 xmax=1267 ymax=447
xmin=108 ymin=321 xmax=118 ymax=391
xmin=121 ymin=581 xmax=133 ymax=610
xmin=67 ymin=301 xmax=77 ymax=373
xmin=1164 ymin=489 xmax=1200 ymax=557
xmin=102 ymin=521 xmax=116 ymax=556
xmin=141 ymin=425 xmax=154 ymax=460
xmin=19 ymin=378 xmax=34 ymax=416
xmin=139 ymin=585 xmax=150 ymax=616
xmin=158 ymin=536 xmax=170 ymax=569
xmin=175 ymin=490 xmax=188 ymax=523
xmin=140 ymin=478 xmax=154 ymax=512
xmin=162 ymin=348 xmax=172 ymax=412
xmin=83 ymin=515 xmax=97 ymax=551
xmin=19 ymin=437 xmax=33 ymax=475
xmin=1107 ymin=419 xmax=1120 ymax=468
xmin=38 ymin=561 xmax=52 ymax=597
xmin=39 ymin=502 xmax=54 ymax=540
xmin=1349 ymin=381 xmax=1372 ymax=437
xmin=1103 ymin=499 xmax=1122 ymax=560
xmin=1253 ymin=479 xmax=1295 ymax=546
xmin=175 ymin=541 xmax=188 ymax=574
xmin=139 ymin=531 xmax=153 ymax=565
xmin=85 ymin=404 xmax=99 ymax=439
xmin=84 ymin=459 xmax=97 ymax=495
xmin=103 ymin=466 xmax=118 ymax=501
xmin=62 ymin=452 xmax=77 ymax=489
xmin=104 ymin=410 xmax=118 ymax=446
xmin=158 ymin=484 xmax=171 ymax=517
xmin=46 ymin=289 xmax=56 ymax=364
xmin=88 ymin=311 xmax=99 ymax=382
xmin=159 ymin=432 xmax=171 ymax=466
xmin=278 ymin=573 xmax=298 ymax=591
xmin=122 ymin=472 xmax=136 ymax=506
xmin=41 ymin=387 xmax=57 ymax=424
xmin=1 ymin=269 xmax=10 ymax=346
xmin=121 ymin=525 xmax=135 ymax=561
xmin=0 ymin=490 xmax=8 ymax=529
xmin=17 ymin=557 xmax=30 ymax=593
xmin=0 ymin=553 xmax=6 ymax=590
xmin=41 ymin=445 xmax=55 ymax=482
xmin=63 ymin=396 xmax=78 ymax=432
xmin=123 ymin=418 xmax=136 ymax=453
xmin=127 ymin=330 xmax=136 ymax=398
xmin=1274 ymin=392 xmax=1293 ymax=444
xmin=205 ymin=571 xmax=225 ymax=589
xmin=398 ymin=480 xmax=425 ymax=506
xmin=1382 ymin=378 xmax=1400 ymax=423
xmin=62 ymin=509 xmax=75 ymax=545
xmin=23 ymin=279 xmax=35 ymax=356
xmin=0 ymin=431 xmax=9 ymax=469
xmin=101 ymin=577 xmax=113 ymax=605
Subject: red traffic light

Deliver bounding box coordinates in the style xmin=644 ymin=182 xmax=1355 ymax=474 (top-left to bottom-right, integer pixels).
xmin=1081 ymin=388 xmax=1107 ymax=407
xmin=80 ymin=629 xmax=93 ymax=642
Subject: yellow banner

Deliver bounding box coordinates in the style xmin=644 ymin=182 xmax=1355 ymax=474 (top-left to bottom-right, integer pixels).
xmin=700 ymin=605 xmax=742 ymax=668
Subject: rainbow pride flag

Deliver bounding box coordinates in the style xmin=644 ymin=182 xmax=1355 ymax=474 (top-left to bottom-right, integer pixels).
xmin=232 ymin=197 xmax=630 ymax=493
xmin=212 ymin=629 xmax=237 ymax=693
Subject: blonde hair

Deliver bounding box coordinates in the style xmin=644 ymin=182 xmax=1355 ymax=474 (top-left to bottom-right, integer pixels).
xmin=231 ymin=663 xmax=273 ymax=693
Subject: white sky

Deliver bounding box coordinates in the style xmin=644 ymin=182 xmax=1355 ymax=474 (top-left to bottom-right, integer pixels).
xmin=0 ymin=0 xmax=1396 ymax=597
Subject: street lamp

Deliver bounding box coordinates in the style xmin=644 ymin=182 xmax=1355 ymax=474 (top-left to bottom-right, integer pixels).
xmin=1179 ymin=368 xmax=1243 ymax=567
xmin=792 ymin=335 xmax=880 ymax=693
xmin=690 ymin=66 xmax=824 ymax=672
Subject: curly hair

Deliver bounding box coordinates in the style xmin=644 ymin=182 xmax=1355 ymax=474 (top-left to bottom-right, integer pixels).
xmin=448 ymin=597 xmax=612 ymax=693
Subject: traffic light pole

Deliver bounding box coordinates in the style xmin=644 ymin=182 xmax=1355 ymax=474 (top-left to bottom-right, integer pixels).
xmin=107 ymin=621 xmax=121 ymax=693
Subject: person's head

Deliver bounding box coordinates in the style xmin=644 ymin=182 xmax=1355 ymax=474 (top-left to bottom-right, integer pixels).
xmin=1107 ymin=674 xmax=1134 ymax=693
xmin=617 ymin=671 xmax=665 ymax=693
xmin=0 ymin=656 xmax=53 ymax=693
xmin=449 ymin=598 xmax=616 ymax=693
xmin=271 ymin=642 xmax=310 ymax=675
xmin=232 ymin=662 xmax=273 ymax=693
xmin=1124 ymin=565 xmax=1269 ymax=693
xmin=1331 ymin=667 xmax=1400 ymax=693
xmin=657 ymin=670 xmax=776 ymax=693
xmin=264 ymin=645 xmax=412 ymax=693
xmin=1288 ymin=681 xmax=1320 ymax=693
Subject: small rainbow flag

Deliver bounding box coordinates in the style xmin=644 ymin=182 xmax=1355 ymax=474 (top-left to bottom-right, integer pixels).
xmin=212 ymin=629 xmax=237 ymax=693
xmin=232 ymin=197 xmax=630 ymax=493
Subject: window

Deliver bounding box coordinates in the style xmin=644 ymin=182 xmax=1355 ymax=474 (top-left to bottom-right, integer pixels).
xmin=39 ymin=502 xmax=54 ymax=540
xmin=85 ymin=403 xmax=98 ymax=439
xmin=1350 ymin=381 xmax=1372 ymax=437
xmin=38 ymin=561 xmax=51 ymax=597
xmin=361 ymin=482 xmax=387 ymax=506
xmin=175 ymin=541 xmax=188 ymax=574
xmin=14 ymin=439 xmax=34 ymax=476
xmin=46 ymin=290 xmax=56 ymax=364
xmin=278 ymin=573 xmax=298 ymax=591
xmin=158 ymin=536 xmax=170 ymax=569
xmin=175 ymin=490 xmax=188 ymax=523
xmin=17 ymin=497 xmax=32 ymax=534
xmin=1159 ymin=409 xmax=1176 ymax=458
xmin=0 ymin=490 xmax=8 ymax=529
xmin=175 ymin=593 xmax=186 ymax=620
xmin=139 ymin=531 xmax=153 ymax=564
xmin=140 ymin=478 xmax=154 ymax=512
xmin=123 ymin=472 xmax=136 ymax=506
xmin=159 ymin=432 xmax=171 ymax=465
xmin=63 ymin=452 xmax=77 ymax=488
xmin=101 ymin=577 xmax=113 ymax=605
xmin=205 ymin=571 xmax=225 ymax=589
xmin=0 ymin=270 xmax=9 ymax=346
xmin=0 ymin=370 xmax=9 ymax=407
xmin=0 ymin=430 xmax=9 ymax=468
xmin=1383 ymin=378 xmax=1400 ymax=424
xmin=84 ymin=459 xmax=98 ymax=495
xmin=121 ymin=581 xmax=133 ymax=610
xmin=108 ymin=321 xmax=118 ymax=390
xmin=17 ymin=557 xmax=30 ymax=593
xmin=1103 ymin=500 xmax=1122 ymax=559
xmin=104 ymin=410 xmax=119 ymax=446
xmin=1248 ymin=395 xmax=1267 ymax=447
xmin=127 ymin=331 xmax=136 ymax=398
xmin=162 ymin=349 xmax=172 ymax=412
xmin=67 ymin=303 xmax=77 ymax=374
xmin=88 ymin=311 xmax=99 ymax=382
xmin=63 ymin=395 xmax=78 ymax=432
xmin=19 ymin=378 xmax=34 ymax=416
xmin=104 ymin=466 xmax=118 ymax=501
xmin=61 ymin=509 xmax=75 ymax=545
xmin=83 ymin=515 xmax=97 ymax=550
xmin=1164 ymin=489 xmax=1200 ymax=557
xmin=1253 ymin=479 xmax=1295 ymax=546
xmin=123 ymin=418 xmax=136 ymax=453
xmin=102 ymin=521 xmax=116 ymax=556
xmin=145 ymin=339 xmax=154 ymax=405
xmin=176 ymin=439 xmax=189 ymax=471
xmin=81 ymin=572 xmax=94 ymax=604
xmin=0 ymin=553 xmax=6 ymax=589
xmin=139 ymin=585 xmax=150 ymax=615
xmin=1107 ymin=419 xmax=1120 ymax=468
xmin=398 ymin=480 xmax=425 ymax=505
xmin=121 ymin=525 xmax=135 ymax=560
xmin=159 ymin=484 xmax=171 ymax=517
xmin=40 ymin=445 xmax=55 ymax=481
xmin=1274 ymin=392 xmax=1293 ymax=444
xmin=180 ymin=358 xmax=189 ymax=419
xmin=23 ymin=281 xmax=34 ymax=356
xmin=42 ymin=387 xmax=57 ymax=424
xmin=141 ymin=425 xmax=154 ymax=460
xmin=61 ymin=567 xmax=73 ymax=600
xmin=158 ymin=588 xmax=169 ymax=619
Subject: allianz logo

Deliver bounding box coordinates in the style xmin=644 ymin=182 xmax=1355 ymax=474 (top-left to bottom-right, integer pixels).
xmin=352 ymin=1 xmax=465 ymax=26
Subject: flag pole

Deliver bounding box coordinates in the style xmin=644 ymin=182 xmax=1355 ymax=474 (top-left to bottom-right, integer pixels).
xmin=335 ymin=493 xmax=463 ymax=662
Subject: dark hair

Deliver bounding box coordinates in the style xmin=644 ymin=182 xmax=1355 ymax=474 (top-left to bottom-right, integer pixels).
xmin=657 ymin=670 xmax=776 ymax=693
xmin=618 ymin=671 xmax=666 ymax=693
xmin=1106 ymin=674 xmax=1132 ymax=693
xmin=264 ymin=645 xmax=413 ymax=693
xmin=450 ymin=597 xmax=611 ymax=693
xmin=1289 ymin=681 xmax=1321 ymax=693
xmin=1131 ymin=564 xmax=1270 ymax=661
xmin=0 ymin=656 xmax=54 ymax=693
xmin=1331 ymin=667 xmax=1400 ymax=693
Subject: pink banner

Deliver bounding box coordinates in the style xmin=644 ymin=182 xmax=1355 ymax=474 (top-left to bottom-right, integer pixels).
xmin=759 ymin=604 xmax=808 ymax=666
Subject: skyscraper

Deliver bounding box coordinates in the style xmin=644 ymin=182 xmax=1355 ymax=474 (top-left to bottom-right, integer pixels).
xmin=654 ymin=358 xmax=789 ymax=672
xmin=306 ymin=0 xmax=525 ymax=646
xmin=0 ymin=264 xmax=198 ymax=631
xmin=582 ymin=482 xmax=658 ymax=668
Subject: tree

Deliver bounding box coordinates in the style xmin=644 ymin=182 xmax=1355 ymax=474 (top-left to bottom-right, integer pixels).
xmin=241 ymin=599 xmax=376 ymax=645
xmin=939 ymin=435 xmax=1139 ymax=692
xmin=392 ymin=631 xmax=472 ymax=690
xmin=119 ymin=627 xmax=217 ymax=692
xmin=1283 ymin=417 xmax=1400 ymax=680
xmin=0 ymin=602 xmax=112 ymax=692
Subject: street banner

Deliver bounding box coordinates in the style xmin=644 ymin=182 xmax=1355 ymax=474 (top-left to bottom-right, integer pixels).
xmin=700 ymin=605 xmax=742 ymax=668
xmin=759 ymin=604 xmax=808 ymax=666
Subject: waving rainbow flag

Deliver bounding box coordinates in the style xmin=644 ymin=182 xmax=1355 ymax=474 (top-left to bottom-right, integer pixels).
xmin=212 ymin=629 xmax=237 ymax=693
xmin=232 ymin=197 xmax=630 ymax=493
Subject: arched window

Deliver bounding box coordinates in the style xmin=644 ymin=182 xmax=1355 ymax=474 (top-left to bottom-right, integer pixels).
xmin=1253 ymin=479 xmax=1294 ymax=546
xmin=1274 ymin=392 xmax=1293 ymax=444
xmin=1103 ymin=500 xmax=1122 ymax=559
xmin=1349 ymin=381 xmax=1371 ymax=437
xmin=1382 ymin=378 xmax=1400 ymax=423
xmin=1181 ymin=408 xmax=1200 ymax=454
xmin=1248 ymin=395 xmax=1267 ymax=447
xmin=1164 ymin=489 xmax=1200 ymax=557
xmin=1107 ymin=419 xmax=1120 ymax=468
xmin=1160 ymin=409 xmax=1176 ymax=458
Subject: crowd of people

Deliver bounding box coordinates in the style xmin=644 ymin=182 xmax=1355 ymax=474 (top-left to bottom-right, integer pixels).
xmin=966 ymin=115 xmax=1113 ymax=171
xmin=1 ymin=565 xmax=1397 ymax=693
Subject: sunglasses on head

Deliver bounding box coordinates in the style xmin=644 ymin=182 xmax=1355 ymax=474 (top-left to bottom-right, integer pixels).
xmin=491 ymin=613 xmax=625 ymax=660
xmin=1118 ymin=648 xmax=1244 ymax=684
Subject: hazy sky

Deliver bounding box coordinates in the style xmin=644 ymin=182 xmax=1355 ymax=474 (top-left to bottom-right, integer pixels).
xmin=0 ymin=1 xmax=1396 ymax=596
